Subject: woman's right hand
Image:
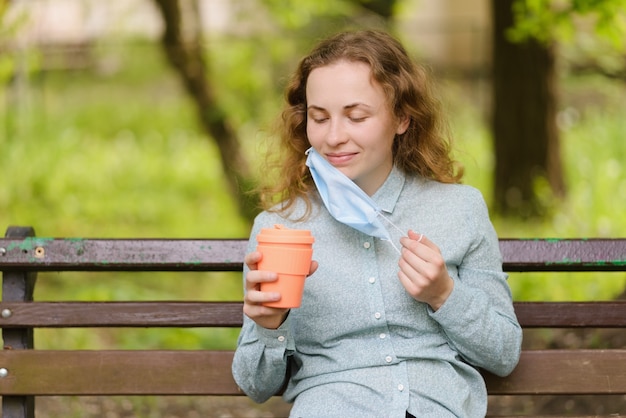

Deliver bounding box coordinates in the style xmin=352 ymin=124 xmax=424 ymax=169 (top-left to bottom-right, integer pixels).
xmin=242 ymin=250 xmax=317 ymax=330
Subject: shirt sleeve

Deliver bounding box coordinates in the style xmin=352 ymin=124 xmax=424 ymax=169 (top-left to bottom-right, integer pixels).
xmin=429 ymin=188 xmax=523 ymax=377
xmin=231 ymin=314 xmax=294 ymax=402
xmin=231 ymin=213 xmax=295 ymax=403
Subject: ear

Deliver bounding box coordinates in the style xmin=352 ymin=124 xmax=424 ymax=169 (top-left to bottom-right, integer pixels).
xmin=396 ymin=114 xmax=410 ymax=135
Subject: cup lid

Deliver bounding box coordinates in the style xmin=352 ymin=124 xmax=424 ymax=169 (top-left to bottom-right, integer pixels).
xmin=257 ymin=224 xmax=315 ymax=244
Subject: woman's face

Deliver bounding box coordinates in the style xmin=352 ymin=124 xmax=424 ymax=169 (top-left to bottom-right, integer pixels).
xmin=305 ymin=60 xmax=409 ymax=196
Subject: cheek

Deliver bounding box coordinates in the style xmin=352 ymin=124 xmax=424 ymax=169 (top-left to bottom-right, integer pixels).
xmin=306 ymin=123 xmax=321 ymax=145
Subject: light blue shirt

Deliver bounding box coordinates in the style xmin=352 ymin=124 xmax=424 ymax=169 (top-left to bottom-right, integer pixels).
xmin=232 ymin=167 xmax=522 ymax=417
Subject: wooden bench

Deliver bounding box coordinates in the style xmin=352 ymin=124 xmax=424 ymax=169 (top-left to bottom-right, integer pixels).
xmin=1 ymin=225 xmax=625 ymax=417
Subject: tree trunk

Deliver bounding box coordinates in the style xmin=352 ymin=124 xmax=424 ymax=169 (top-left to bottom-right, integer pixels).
xmin=354 ymin=0 xmax=395 ymax=19
xmin=491 ymin=0 xmax=565 ymax=217
xmin=152 ymin=0 xmax=259 ymax=222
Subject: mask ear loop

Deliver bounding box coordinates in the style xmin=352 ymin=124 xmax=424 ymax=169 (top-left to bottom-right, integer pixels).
xmin=376 ymin=212 xmax=406 ymax=255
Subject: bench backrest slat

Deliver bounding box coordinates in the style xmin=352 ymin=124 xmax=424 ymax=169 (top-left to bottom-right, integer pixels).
xmin=0 ymin=350 xmax=238 ymax=396
xmin=498 ymin=238 xmax=626 ymax=271
xmin=0 ymin=301 xmax=624 ymax=328
xmin=483 ymin=349 xmax=626 ymax=395
xmin=2 ymin=238 xmax=625 ymax=271
xmin=0 ymin=349 xmax=624 ymax=396
xmin=0 ymin=239 xmax=247 ymax=272
xmin=0 ymin=302 xmax=244 ymax=328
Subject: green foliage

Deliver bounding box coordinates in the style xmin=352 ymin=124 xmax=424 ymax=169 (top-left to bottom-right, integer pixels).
xmin=1 ymin=43 xmax=249 ymax=239
xmin=508 ymin=1 xmax=626 ymax=87
xmin=510 ymin=0 xmax=626 ymax=48
xmin=259 ymin=0 xmax=356 ymax=29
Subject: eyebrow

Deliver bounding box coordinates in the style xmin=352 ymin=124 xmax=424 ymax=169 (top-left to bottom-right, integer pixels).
xmin=306 ymin=102 xmax=372 ymax=111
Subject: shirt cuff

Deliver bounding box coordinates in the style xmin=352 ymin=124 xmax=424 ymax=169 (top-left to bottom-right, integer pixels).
xmin=254 ymin=315 xmax=295 ymax=350
xmin=428 ymin=279 xmax=476 ymax=328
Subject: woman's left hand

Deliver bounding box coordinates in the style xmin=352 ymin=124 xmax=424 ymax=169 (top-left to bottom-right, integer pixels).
xmin=398 ymin=230 xmax=454 ymax=311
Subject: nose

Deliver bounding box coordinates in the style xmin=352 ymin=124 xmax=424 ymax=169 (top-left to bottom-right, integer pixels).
xmin=326 ymin=119 xmax=349 ymax=146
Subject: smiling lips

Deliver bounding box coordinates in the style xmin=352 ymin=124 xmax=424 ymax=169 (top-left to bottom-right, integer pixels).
xmin=326 ymin=152 xmax=357 ymax=166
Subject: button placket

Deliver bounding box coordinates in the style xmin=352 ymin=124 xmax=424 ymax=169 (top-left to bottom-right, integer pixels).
xmin=360 ymin=235 xmax=396 ymax=369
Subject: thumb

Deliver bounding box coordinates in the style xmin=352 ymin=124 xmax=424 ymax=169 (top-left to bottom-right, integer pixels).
xmin=407 ymin=230 xmax=424 ymax=242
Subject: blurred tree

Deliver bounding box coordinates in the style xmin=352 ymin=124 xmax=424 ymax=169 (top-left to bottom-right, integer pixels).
xmin=491 ymin=0 xmax=564 ymax=218
xmin=152 ymin=0 xmax=259 ymax=222
xmin=354 ymin=0 xmax=395 ymax=18
xmin=491 ymin=0 xmax=626 ymax=217
xmin=509 ymin=0 xmax=626 ymax=50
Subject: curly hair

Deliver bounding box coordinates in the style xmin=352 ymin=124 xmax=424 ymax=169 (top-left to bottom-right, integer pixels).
xmin=259 ymin=29 xmax=463 ymax=214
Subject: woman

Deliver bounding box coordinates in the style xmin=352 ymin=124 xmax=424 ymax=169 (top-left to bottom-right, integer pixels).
xmin=232 ymin=30 xmax=522 ymax=417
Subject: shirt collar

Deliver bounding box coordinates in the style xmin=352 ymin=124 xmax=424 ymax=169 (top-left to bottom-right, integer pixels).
xmin=371 ymin=165 xmax=405 ymax=214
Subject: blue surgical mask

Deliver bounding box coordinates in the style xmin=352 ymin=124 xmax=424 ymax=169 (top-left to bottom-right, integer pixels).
xmin=305 ymin=147 xmax=402 ymax=252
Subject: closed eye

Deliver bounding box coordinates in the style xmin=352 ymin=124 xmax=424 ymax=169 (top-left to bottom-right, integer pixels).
xmin=307 ymin=108 xmax=329 ymax=124
xmin=311 ymin=116 xmax=329 ymax=123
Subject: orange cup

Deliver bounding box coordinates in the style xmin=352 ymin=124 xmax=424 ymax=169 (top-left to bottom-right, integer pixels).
xmin=256 ymin=224 xmax=315 ymax=308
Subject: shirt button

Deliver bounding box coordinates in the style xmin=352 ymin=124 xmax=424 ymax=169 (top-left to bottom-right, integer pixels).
xmin=363 ymin=242 xmax=371 ymax=249
xmin=385 ymin=356 xmax=393 ymax=363
xmin=277 ymin=336 xmax=285 ymax=342
xmin=379 ymin=333 xmax=386 ymax=339
xmin=398 ymin=384 xmax=404 ymax=391
xmin=374 ymin=312 xmax=381 ymax=319
xmin=368 ymin=277 xmax=376 ymax=284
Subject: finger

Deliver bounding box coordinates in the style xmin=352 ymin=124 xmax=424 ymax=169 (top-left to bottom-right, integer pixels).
xmin=244 ymin=287 xmax=280 ymax=305
xmin=397 ymin=268 xmax=423 ymax=298
xmin=244 ymin=251 xmax=263 ymax=270
xmin=399 ymin=244 xmax=425 ymax=269
xmin=407 ymin=230 xmax=423 ymax=242
xmin=398 ymin=248 xmax=428 ymax=281
xmin=407 ymin=231 xmax=440 ymax=253
xmin=399 ymin=241 xmax=445 ymax=286
xmin=243 ymin=296 xmax=285 ymax=317
xmin=400 ymin=231 xmax=425 ymax=253
xmin=245 ymin=270 xmax=278 ymax=292
xmin=309 ymin=260 xmax=319 ymax=276
xmin=242 ymin=302 xmax=289 ymax=329
xmin=402 ymin=232 xmax=443 ymax=266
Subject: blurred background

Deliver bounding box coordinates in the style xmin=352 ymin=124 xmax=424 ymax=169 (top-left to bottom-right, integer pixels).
xmin=1 ymin=0 xmax=625 ymax=416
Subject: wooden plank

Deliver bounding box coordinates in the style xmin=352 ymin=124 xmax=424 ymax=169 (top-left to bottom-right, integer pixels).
xmin=1 ymin=301 xmax=624 ymax=328
xmin=0 ymin=302 xmax=243 ymax=328
xmin=499 ymin=239 xmax=626 ymax=271
xmin=513 ymin=301 xmax=626 ymax=328
xmin=483 ymin=350 xmax=626 ymax=395
xmin=0 ymin=350 xmax=240 ymax=396
xmin=0 ymin=350 xmax=624 ymax=396
xmin=0 ymin=239 xmax=247 ymax=272
xmin=1 ymin=238 xmax=625 ymax=272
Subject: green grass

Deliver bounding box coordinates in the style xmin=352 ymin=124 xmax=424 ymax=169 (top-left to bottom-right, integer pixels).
xmin=1 ymin=42 xmax=625 ymax=350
